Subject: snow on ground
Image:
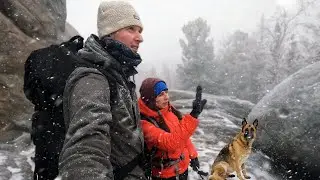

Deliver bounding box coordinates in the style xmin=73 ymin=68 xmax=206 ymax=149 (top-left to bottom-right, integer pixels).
xmin=0 ymin=132 xmax=34 ymax=180
xmin=0 ymin=92 xmax=286 ymax=180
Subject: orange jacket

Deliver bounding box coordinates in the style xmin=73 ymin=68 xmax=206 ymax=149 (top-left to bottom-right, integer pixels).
xmin=139 ymin=98 xmax=199 ymax=178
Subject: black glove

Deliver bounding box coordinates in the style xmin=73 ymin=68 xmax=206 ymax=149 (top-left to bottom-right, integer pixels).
xmin=190 ymin=157 xmax=209 ymax=179
xmin=190 ymin=157 xmax=200 ymax=171
xmin=190 ymin=86 xmax=207 ymax=118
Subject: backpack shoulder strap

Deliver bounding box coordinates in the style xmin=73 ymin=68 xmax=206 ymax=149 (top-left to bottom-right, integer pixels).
xmin=92 ymin=66 xmax=118 ymax=105
xmin=96 ymin=67 xmax=137 ymax=180
xmin=140 ymin=113 xmax=170 ymax=133
xmin=171 ymin=105 xmax=183 ymax=121
xmin=140 ymin=113 xmax=160 ymax=128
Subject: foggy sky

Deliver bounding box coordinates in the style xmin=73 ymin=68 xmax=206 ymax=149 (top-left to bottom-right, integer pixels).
xmin=66 ymin=0 xmax=296 ymax=70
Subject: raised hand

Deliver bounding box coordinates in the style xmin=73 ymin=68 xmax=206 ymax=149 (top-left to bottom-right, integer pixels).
xmin=190 ymin=85 xmax=207 ymax=118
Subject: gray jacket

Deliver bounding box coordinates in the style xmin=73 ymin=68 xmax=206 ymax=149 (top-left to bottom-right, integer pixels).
xmin=59 ymin=35 xmax=146 ymax=180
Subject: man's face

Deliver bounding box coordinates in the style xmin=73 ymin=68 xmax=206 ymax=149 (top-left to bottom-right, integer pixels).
xmin=155 ymin=90 xmax=169 ymax=109
xmin=111 ymin=25 xmax=143 ymax=53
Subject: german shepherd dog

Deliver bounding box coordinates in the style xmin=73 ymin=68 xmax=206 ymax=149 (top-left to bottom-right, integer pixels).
xmin=209 ymin=118 xmax=258 ymax=180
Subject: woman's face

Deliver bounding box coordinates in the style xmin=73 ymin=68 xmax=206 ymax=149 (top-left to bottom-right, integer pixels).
xmin=155 ymin=90 xmax=169 ymax=109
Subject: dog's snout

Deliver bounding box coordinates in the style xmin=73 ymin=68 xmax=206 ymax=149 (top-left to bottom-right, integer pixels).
xmin=244 ymin=128 xmax=255 ymax=139
xmin=244 ymin=129 xmax=249 ymax=137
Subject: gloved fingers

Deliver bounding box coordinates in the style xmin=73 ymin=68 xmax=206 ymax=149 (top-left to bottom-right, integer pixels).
xmin=198 ymin=170 xmax=209 ymax=176
xmin=195 ymin=85 xmax=202 ymax=102
xmin=195 ymin=161 xmax=200 ymax=168
xmin=191 ymin=158 xmax=200 ymax=168
xmin=200 ymin=99 xmax=207 ymax=110
xmin=192 ymin=167 xmax=198 ymax=172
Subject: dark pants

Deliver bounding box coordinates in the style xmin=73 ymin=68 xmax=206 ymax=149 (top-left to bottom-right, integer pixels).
xmin=152 ymin=170 xmax=188 ymax=180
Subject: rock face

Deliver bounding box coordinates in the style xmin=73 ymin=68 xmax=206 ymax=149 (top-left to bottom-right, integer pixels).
xmin=248 ymin=61 xmax=320 ymax=179
xmin=1 ymin=1 xmax=66 ymax=41
xmin=0 ymin=0 xmax=79 ymax=137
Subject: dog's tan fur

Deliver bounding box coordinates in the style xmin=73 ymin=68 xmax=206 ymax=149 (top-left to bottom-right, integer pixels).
xmin=209 ymin=118 xmax=258 ymax=180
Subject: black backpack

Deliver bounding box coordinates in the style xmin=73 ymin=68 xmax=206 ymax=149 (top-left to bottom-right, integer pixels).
xmin=23 ymin=35 xmax=118 ymax=179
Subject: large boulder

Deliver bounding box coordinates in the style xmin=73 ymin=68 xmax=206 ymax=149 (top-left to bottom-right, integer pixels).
xmin=248 ymin=61 xmax=320 ymax=179
xmin=0 ymin=0 xmax=79 ymax=138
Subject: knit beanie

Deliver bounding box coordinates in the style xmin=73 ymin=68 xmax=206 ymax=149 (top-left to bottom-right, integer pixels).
xmin=97 ymin=0 xmax=143 ymax=37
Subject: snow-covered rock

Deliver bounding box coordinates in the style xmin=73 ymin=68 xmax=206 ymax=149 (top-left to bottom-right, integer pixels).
xmin=248 ymin=61 xmax=320 ymax=179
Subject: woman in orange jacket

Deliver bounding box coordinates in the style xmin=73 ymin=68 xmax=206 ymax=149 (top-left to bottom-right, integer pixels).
xmin=139 ymin=78 xmax=207 ymax=180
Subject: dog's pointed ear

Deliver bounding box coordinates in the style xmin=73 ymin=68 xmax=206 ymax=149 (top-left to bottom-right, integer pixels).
xmin=253 ymin=119 xmax=258 ymax=128
xmin=242 ymin=118 xmax=247 ymax=126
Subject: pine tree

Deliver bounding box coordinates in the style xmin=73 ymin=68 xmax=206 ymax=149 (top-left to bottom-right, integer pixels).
xmin=177 ymin=17 xmax=215 ymax=91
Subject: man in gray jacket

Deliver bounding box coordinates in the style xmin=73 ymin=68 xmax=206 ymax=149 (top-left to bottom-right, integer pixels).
xmin=59 ymin=1 xmax=146 ymax=179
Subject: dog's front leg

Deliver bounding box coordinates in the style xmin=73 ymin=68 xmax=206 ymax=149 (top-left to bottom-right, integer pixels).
xmin=229 ymin=144 xmax=236 ymax=160
xmin=241 ymin=164 xmax=251 ymax=179
xmin=235 ymin=160 xmax=245 ymax=180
